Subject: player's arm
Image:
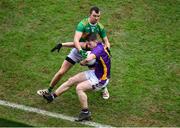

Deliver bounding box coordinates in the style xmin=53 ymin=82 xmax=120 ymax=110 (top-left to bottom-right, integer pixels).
xmin=103 ymin=36 xmax=110 ymax=49
xmin=74 ymin=31 xmax=83 ymax=51
xmin=51 ymin=42 xmax=86 ymax=52
xmin=99 ymin=24 xmax=111 ymax=55
xmin=80 ymin=53 xmax=96 ymax=66
xmin=103 ymin=36 xmax=111 ymax=56
xmin=74 ymin=21 xmax=84 ymax=51
xmin=62 ymin=42 xmax=86 ymax=48
xmin=75 ymin=22 xmax=88 ymax=58
xmin=99 ymin=24 xmax=110 ymax=49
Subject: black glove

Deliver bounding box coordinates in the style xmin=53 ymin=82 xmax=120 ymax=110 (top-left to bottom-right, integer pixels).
xmin=106 ymin=47 xmax=112 ymax=57
xmin=51 ymin=43 xmax=62 ymax=52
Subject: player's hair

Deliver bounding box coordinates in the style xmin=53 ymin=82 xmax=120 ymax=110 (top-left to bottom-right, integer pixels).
xmin=87 ymin=33 xmax=97 ymax=41
xmin=90 ymin=6 xmax=100 ymax=14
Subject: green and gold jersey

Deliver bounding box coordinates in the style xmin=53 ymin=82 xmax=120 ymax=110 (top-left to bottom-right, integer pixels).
xmin=76 ymin=17 xmax=106 ymax=42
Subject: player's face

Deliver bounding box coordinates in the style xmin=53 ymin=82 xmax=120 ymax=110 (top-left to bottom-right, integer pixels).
xmin=89 ymin=11 xmax=100 ymax=24
xmin=89 ymin=40 xmax=97 ymax=49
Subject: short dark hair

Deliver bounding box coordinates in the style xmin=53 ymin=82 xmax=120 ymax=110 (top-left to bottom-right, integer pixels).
xmin=87 ymin=33 xmax=97 ymax=41
xmin=90 ymin=6 xmax=100 ymax=14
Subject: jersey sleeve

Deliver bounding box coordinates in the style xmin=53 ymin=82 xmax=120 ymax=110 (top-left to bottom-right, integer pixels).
xmin=98 ymin=23 xmax=107 ymax=38
xmin=99 ymin=28 xmax=106 ymax=38
xmin=76 ymin=22 xmax=85 ymax=32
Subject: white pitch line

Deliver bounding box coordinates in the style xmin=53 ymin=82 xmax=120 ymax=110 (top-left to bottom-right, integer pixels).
xmin=0 ymin=99 xmax=112 ymax=127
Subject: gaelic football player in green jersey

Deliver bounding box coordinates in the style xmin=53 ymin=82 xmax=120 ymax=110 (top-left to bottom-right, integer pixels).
xmin=37 ymin=6 xmax=110 ymax=99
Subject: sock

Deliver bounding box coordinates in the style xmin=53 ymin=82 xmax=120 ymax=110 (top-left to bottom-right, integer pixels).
xmin=81 ymin=108 xmax=89 ymax=113
xmin=48 ymin=87 xmax=53 ymax=92
xmin=53 ymin=93 xmax=57 ymax=98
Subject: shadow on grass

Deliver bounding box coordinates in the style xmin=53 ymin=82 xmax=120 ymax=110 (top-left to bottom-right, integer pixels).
xmin=0 ymin=118 xmax=32 ymax=127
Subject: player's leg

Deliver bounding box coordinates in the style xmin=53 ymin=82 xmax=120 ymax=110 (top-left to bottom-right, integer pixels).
xmin=77 ymin=80 xmax=109 ymax=107
xmin=50 ymin=48 xmax=83 ymax=89
xmin=102 ymin=87 xmax=110 ymax=99
xmin=75 ymin=70 xmax=100 ymax=121
xmin=37 ymin=59 xmax=74 ymax=96
xmin=50 ymin=59 xmax=74 ymax=88
xmin=54 ymin=71 xmax=88 ymax=96
xmin=37 ymin=48 xmax=82 ymax=96
xmin=75 ymin=80 xmax=93 ymax=121
xmin=43 ymin=71 xmax=88 ymax=103
xmin=75 ymin=78 xmax=110 ymax=121
xmin=51 ymin=70 xmax=96 ymax=99
xmin=76 ymin=80 xmax=92 ymax=109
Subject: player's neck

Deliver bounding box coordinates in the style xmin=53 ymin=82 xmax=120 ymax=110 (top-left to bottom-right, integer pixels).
xmin=88 ymin=17 xmax=97 ymax=26
xmin=93 ymin=41 xmax=98 ymax=48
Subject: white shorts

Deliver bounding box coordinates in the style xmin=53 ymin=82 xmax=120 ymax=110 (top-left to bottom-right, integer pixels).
xmin=67 ymin=48 xmax=83 ymax=63
xmin=84 ymin=70 xmax=109 ymax=91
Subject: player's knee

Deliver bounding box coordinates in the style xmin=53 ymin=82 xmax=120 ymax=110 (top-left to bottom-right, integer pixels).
xmin=76 ymin=84 xmax=83 ymax=93
xmin=67 ymin=77 xmax=76 ymax=84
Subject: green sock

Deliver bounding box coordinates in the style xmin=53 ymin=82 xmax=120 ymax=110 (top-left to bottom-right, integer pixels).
xmin=48 ymin=87 xmax=53 ymax=92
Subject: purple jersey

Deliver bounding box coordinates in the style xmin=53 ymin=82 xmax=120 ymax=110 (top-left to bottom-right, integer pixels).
xmin=91 ymin=42 xmax=111 ymax=83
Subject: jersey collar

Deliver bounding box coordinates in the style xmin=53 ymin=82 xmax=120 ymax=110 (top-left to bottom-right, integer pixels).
xmin=88 ymin=18 xmax=97 ymax=26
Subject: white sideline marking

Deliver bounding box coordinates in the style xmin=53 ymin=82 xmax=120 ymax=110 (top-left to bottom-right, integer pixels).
xmin=0 ymin=100 xmax=112 ymax=127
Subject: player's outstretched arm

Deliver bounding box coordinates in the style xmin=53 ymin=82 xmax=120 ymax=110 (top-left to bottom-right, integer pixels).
xmin=62 ymin=42 xmax=86 ymax=48
xmin=51 ymin=42 xmax=87 ymax=52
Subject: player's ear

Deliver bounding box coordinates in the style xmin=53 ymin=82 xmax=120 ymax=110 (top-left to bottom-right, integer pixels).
xmin=89 ymin=12 xmax=92 ymax=17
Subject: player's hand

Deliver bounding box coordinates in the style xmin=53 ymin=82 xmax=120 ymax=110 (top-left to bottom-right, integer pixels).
xmin=79 ymin=49 xmax=87 ymax=59
xmin=51 ymin=43 xmax=62 ymax=52
xmin=80 ymin=60 xmax=86 ymax=66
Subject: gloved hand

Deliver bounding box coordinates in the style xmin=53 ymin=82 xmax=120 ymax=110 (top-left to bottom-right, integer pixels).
xmin=79 ymin=49 xmax=88 ymax=59
xmin=51 ymin=43 xmax=62 ymax=52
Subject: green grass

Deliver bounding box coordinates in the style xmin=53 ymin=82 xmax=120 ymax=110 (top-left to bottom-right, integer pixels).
xmin=0 ymin=106 xmax=85 ymax=127
xmin=0 ymin=0 xmax=179 ymax=127
xmin=0 ymin=118 xmax=31 ymax=127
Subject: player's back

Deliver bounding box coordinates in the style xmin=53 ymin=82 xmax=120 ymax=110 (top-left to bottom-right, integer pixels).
xmin=91 ymin=42 xmax=111 ymax=81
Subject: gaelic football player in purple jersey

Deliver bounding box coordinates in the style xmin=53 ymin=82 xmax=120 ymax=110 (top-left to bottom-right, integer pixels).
xmin=43 ymin=33 xmax=111 ymax=121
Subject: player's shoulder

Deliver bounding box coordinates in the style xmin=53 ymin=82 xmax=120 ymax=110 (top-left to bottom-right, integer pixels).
xmin=91 ymin=43 xmax=104 ymax=58
xmin=97 ymin=42 xmax=104 ymax=47
xmin=92 ymin=43 xmax=102 ymax=52
xmin=96 ymin=42 xmax=104 ymax=51
xmin=79 ymin=17 xmax=89 ymax=26
xmin=97 ymin=22 xmax=104 ymax=29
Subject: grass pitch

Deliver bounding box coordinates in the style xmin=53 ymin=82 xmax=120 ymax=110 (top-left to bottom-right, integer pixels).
xmin=0 ymin=0 xmax=179 ymax=127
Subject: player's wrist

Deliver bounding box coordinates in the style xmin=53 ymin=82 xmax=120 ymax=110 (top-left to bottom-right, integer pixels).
xmin=79 ymin=49 xmax=83 ymax=53
xmin=78 ymin=46 xmax=83 ymax=51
